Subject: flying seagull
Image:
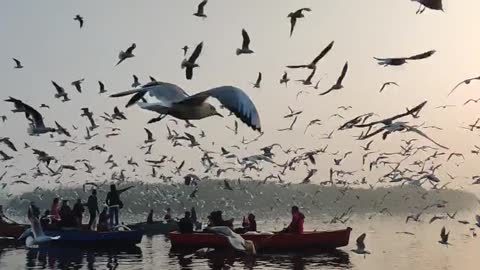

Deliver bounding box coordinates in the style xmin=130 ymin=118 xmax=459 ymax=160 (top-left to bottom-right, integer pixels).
xmin=412 ymin=0 xmax=443 ymax=14
xmin=181 ymin=41 xmax=203 ymax=80
xmin=116 ymin=43 xmax=136 ymax=66
xmin=51 ymin=81 xmax=70 ymax=102
xmin=5 ymin=97 xmax=56 ymax=135
xmin=319 ymin=62 xmax=348 ymax=96
xmin=374 ymin=50 xmax=436 ymax=66
xmin=379 ymin=82 xmax=399 ymax=92
xmin=98 ymin=81 xmax=107 ymax=94
xmin=110 ymin=81 xmax=261 ymax=131
xmin=71 ymin=79 xmax=85 ymax=93
xmin=351 ymin=233 xmax=370 ymax=254
xmin=287 ymin=41 xmax=334 ymax=69
xmin=74 ymin=14 xmax=84 ymax=28
xmin=280 ymin=72 xmax=290 ymax=87
xmin=438 ymin=226 xmax=449 ymax=245
xmin=193 ymin=0 xmax=207 ymax=18
xmin=132 ymin=75 xmax=141 ymax=88
xmin=252 ymin=72 xmax=262 ymax=88
xmin=236 ymin=29 xmax=254 ymax=55
xmin=13 ymin=58 xmax=23 ymax=69
xmin=144 ymin=128 xmax=156 ymax=144
xmin=448 ymin=76 xmax=480 ymax=96
xmin=288 ymin=8 xmax=311 ymax=37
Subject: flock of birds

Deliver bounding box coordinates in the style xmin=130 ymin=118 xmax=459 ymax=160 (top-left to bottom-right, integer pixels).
xmin=1 ymin=0 xmax=480 ymax=257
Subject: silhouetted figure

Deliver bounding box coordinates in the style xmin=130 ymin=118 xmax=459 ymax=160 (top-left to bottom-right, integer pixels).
xmin=147 ymin=209 xmax=154 ymax=224
xmin=178 ymin=211 xmax=194 ymax=233
xmin=87 ymin=189 xmax=99 ymax=229
xmin=106 ymin=184 xmax=133 ymax=227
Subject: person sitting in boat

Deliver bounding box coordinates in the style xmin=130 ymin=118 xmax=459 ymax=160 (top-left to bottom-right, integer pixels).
xmin=0 ymin=205 xmax=17 ymax=224
xmin=98 ymin=207 xmax=110 ymax=230
xmin=73 ymin=198 xmax=85 ymax=227
xmin=280 ymin=206 xmax=305 ymax=234
xmin=40 ymin=210 xmax=51 ymax=228
xmin=87 ymin=189 xmax=99 ymax=229
xmin=164 ymin=208 xmax=173 ymax=222
xmin=207 ymin=211 xmax=234 ymax=228
xmin=178 ymin=211 xmax=194 ymax=233
xmin=106 ymin=184 xmax=134 ymax=227
xmin=235 ymin=213 xmax=257 ymax=234
xmin=59 ymin=200 xmax=76 ymax=228
xmin=147 ymin=209 xmax=154 ymax=224
xmin=50 ymin=197 xmax=61 ymax=221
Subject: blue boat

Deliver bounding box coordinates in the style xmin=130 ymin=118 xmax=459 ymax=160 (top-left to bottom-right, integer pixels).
xmin=19 ymin=228 xmax=144 ymax=247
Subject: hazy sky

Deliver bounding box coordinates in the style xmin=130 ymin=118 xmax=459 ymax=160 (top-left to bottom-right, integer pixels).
xmin=1 ymin=0 xmax=480 ymax=195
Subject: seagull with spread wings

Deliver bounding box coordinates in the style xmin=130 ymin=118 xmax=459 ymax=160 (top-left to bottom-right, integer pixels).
xmin=110 ymin=81 xmax=261 ymax=132
xmin=287 ymin=41 xmax=334 ymax=69
xmin=448 ymin=75 xmax=480 ymax=96
xmin=116 ymin=43 xmax=136 ymax=66
xmin=374 ymin=50 xmax=436 ymax=66
xmin=319 ymin=62 xmax=348 ymax=96
xmin=288 ymin=8 xmax=311 ymax=37
xmin=181 ymin=42 xmax=203 ymax=80
xmin=193 ymin=0 xmax=207 ymax=18
xmin=236 ymin=29 xmax=254 ymax=55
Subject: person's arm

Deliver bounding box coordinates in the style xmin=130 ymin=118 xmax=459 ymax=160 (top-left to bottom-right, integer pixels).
xmin=118 ymin=186 xmax=134 ymax=194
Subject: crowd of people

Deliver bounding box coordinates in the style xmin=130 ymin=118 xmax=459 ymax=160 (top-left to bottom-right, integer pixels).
xmin=2 ymin=186 xmax=306 ymax=235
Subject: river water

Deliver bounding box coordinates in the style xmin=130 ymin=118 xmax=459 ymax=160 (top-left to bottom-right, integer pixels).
xmin=1 ymin=215 xmax=479 ymax=270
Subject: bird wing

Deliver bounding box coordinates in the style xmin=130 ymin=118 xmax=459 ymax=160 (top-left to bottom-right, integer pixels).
xmin=206 ymin=226 xmax=247 ymax=251
xmin=318 ymin=88 xmax=334 ymax=96
xmin=241 ymin=29 xmax=250 ymax=49
xmin=198 ymin=0 xmax=207 ymax=13
xmin=179 ymin=86 xmax=261 ymax=131
xmin=144 ymin=128 xmax=153 ymax=139
xmin=24 ymin=103 xmax=46 ymax=128
xmin=13 ymin=58 xmax=20 ymax=65
xmin=336 ymin=62 xmax=349 ymax=85
xmin=356 ymin=233 xmax=366 ymax=249
xmin=188 ymin=42 xmax=203 ymax=63
xmin=110 ymin=82 xmax=189 ymax=108
xmin=404 ymin=125 xmax=448 ymax=149
xmin=51 ymin=81 xmax=64 ymax=93
xmin=289 ymin=17 xmax=297 ymax=37
xmin=407 ymin=50 xmax=436 ymax=60
xmin=448 ymin=76 xmax=480 ymax=96
xmin=286 ymin=65 xmax=308 ymax=69
xmin=311 ymin=41 xmax=335 ymax=65
xmin=256 ymin=72 xmax=262 ymax=84
xmin=306 ymin=68 xmax=316 ymax=81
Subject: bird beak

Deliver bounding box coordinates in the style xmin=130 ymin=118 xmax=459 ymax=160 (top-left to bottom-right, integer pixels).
xmin=215 ymin=112 xmax=224 ymax=118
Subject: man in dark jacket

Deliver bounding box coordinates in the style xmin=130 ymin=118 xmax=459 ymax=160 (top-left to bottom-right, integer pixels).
xmin=178 ymin=211 xmax=194 ymax=233
xmin=87 ymin=189 xmax=99 ymax=229
xmin=73 ymin=198 xmax=85 ymax=227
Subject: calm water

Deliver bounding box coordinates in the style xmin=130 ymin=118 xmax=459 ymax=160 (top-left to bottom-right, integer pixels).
xmin=1 ymin=216 xmax=479 ymax=270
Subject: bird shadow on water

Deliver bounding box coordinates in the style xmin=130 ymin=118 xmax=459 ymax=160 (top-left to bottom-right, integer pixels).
xmin=170 ymin=248 xmax=351 ymax=270
xmin=24 ymin=246 xmax=142 ymax=270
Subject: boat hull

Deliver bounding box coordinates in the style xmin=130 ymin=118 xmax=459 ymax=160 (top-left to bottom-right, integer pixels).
xmin=128 ymin=221 xmax=178 ymax=235
xmin=169 ymin=228 xmax=351 ymax=252
xmin=37 ymin=229 xmax=143 ymax=247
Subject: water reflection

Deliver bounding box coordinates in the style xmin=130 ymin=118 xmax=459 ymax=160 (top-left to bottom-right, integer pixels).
xmin=25 ymin=246 xmax=142 ymax=270
xmin=170 ymin=248 xmax=351 ymax=270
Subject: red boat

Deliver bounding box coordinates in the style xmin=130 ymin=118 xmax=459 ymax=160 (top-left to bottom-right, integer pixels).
xmin=169 ymin=227 xmax=352 ymax=252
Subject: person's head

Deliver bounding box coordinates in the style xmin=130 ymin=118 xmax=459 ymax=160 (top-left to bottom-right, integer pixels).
xmin=110 ymin=184 xmax=117 ymax=192
xmin=92 ymin=189 xmax=97 ymax=196
xmin=53 ymin=197 xmax=59 ymax=204
xmin=185 ymin=211 xmax=191 ymax=218
xmin=166 ymin=208 xmax=171 ymax=213
xmin=76 ymin=198 xmax=81 ymax=204
xmin=62 ymin=200 xmax=69 ymax=207
xmin=248 ymin=213 xmax=255 ymax=222
xmin=150 ymin=209 xmax=153 ymax=213
xmin=291 ymin=206 xmax=299 ymax=214
xmin=43 ymin=210 xmax=50 ymax=216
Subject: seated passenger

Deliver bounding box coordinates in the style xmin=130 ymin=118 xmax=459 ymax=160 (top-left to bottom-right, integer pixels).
xmin=59 ymin=200 xmax=76 ymax=228
xmin=40 ymin=210 xmax=51 ymax=228
xmin=281 ymin=206 xmax=305 ymax=234
xmin=164 ymin=208 xmax=172 ymax=222
xmin=208 ymin=211 xmax=233 ymax=228
xmin=147 ymin=209 xmax=154 ymax=224
xmin=178 ymin=211 xmax=194 ymax=233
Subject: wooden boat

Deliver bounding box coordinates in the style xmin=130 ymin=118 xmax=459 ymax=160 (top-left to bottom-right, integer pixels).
xmin=169 ymin=227 xmax=352 ymax=252
xmin=127 ymin=221 xmax=179 ymax=235
xmin=0 ymin=223 xmax=29 ymax=239
xmin=19 ymin=228 xmax=144 ymax=247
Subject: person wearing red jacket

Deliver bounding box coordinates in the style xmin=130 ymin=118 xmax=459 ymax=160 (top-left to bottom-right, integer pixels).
xmin=281 ymin=206 xmax=305 ymax=234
